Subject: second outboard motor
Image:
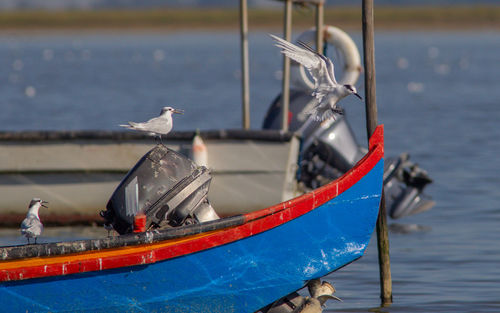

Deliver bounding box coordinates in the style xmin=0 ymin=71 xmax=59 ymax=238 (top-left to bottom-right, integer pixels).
xmin=100 ymin=144 xmax=219 ymax=235
xmin=263 ymin=89 xmax=434 ymax=219
xmin=383 ymin=154 xmax=435 ymax=219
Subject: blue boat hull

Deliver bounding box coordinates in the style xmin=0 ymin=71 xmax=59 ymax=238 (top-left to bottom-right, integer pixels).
xmin=1 ymin=159 xmax=383 ymax=313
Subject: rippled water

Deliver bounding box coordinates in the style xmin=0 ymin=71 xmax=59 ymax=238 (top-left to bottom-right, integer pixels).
xmin=1 ymin=30 xmax=500 ymax=312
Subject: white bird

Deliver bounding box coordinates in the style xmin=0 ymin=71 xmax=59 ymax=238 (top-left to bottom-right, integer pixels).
xmin=20 ymin=198 xmax=48 ymax=244
xmin=271 ymin=34 xmax=362 ymax=121
xmin=120 ymin=106 xmax=183 ymax=142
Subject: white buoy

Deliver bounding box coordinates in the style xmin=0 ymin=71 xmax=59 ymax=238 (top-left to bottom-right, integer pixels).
xmin=192 ymin=133 xmax=208 ymax=167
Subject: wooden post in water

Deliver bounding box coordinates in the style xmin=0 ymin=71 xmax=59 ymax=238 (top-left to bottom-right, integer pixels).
xmin=240 ymin=0 xmax=250 ymax=129
xmin=362 ymin=0 xmax=393 ymax=305
xmin=281 ymin=0 xmax=292 ymax=132
xmin=315 ymin=0 xmax=324 ymax=54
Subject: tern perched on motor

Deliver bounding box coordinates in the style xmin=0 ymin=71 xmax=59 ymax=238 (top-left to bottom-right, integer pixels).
xmin=271 ymin=34 xmax=362 ymax=121
xmin=20 ymin=198 xmax=48 ymax=244
xmin=120 ymin=106 xmax=183 ymax=142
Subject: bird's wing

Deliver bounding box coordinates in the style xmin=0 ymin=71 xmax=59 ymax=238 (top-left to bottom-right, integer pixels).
xmin=142 ymin=116 xmax=172 ymax=135
xmin=21 ymin=216 xmax=36 ymax=229
xmin=21 ymin=215 xmax=42 ymax=236
xmin=271 ymin=34 xmax=320 ymax=69
xmin=271 ymin=35 xmax=335 ymax=102
xmin=296 ymin=40 xmax=338 ymax=102
xmin=297 ymin=40 xmax=338 ymax=85
xmin=145 ymin=115 xmax=162 ymax=124
xmin=325 ymin=57 xmax=337 ymax=85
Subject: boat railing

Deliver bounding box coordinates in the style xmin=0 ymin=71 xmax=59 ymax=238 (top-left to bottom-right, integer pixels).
xmin=239 ymin=0 xmax=325 ymax=132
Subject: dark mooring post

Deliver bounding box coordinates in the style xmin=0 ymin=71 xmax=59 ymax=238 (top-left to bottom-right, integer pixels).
xmin=362 ymin=0 xmax=393 ymax=305
xmin=280 ymin=0 xmax=292 ymax=131
xmin=240 ymin=0 xmax=250 ymax=129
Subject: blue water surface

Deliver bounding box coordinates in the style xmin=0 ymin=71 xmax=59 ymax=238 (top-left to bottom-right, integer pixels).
xmin=0 ymin=30 xmax=499 ymax=312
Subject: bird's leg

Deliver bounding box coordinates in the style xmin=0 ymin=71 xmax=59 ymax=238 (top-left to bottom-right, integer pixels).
xmin=331 ymin=107 xmax=344 ymax=115
xmin=154 ymin=135 xmax=163 ymax=145
xmin=27 ymin=237 xmax=30 ymax=245
xmin=34 ymin=237 xmax=37 ymax=244
xmin=103 ymin=223 xmax=114 ymax=237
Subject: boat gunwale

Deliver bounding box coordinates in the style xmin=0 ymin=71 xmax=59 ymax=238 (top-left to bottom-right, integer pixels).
xmin=0 ymin=128 xmax=294 ymax=142
xmin=0 ymin=125 xmax=383 ymax=282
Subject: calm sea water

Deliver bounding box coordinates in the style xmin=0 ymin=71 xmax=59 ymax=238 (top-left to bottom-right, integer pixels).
xmin=1 ymin=30 xmax=500 ymax=312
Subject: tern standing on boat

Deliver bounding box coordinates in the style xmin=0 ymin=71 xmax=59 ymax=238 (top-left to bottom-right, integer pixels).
xmin=20 ymin=198 xmax=48 ymax=244
xmin=120 ymin=106 xmax=183 ymax=141
xmin=270 ymin=34 xmax=362 ymax=121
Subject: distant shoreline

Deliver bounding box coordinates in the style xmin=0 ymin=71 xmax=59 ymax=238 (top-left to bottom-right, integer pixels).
xmin=0 ymin=6 xmax=499 ymax=32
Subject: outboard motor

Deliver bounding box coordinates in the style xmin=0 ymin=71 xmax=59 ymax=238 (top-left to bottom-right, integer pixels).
xmin=100 ymin=144 xmax=219 ymax=235
xmin=383 ymin=154 xmax=435 ymax=219
xmin=263 ymin=90 xmax=434 ymax=219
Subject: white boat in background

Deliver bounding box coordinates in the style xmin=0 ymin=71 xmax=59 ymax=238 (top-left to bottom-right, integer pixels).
xmin=0 ymin=130 xmax=300 ymax=222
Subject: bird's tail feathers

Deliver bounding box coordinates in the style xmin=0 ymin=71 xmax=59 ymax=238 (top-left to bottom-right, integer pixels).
xmin=119 ymin=122 xmax=143 ymax=130
xmin=119 ymin=124 xmax=132 ymax=129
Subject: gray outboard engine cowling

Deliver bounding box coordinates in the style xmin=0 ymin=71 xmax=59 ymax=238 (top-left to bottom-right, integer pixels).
xmin=100 ymin=144 xmax=218 ymax=235
xmin=263 ymin=89 xmax=434 ymax=219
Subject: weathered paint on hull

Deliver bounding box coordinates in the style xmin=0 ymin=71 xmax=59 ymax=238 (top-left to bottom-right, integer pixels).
xmin=0 ymin=159 xmax=383 ymax=313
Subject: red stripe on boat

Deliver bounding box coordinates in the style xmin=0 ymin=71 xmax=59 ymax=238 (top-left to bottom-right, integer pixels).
xmin=0 ymin=125 xmax=383 ymax=282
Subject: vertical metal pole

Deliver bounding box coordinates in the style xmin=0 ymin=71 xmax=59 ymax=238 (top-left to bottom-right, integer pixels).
xmin=315 ymin=0 xmax=324 ymax=54
xmin=362 ymin=0 xmax=393 ymax=306
xmin=240 ymin=0 xmax=250 ymax=129
xmin=281 ymin=0 xmax=292 ymax=132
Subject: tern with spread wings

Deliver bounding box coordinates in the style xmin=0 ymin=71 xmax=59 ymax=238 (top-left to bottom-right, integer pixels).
xmin=271 ymin=34 xmax=362 ymax=121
